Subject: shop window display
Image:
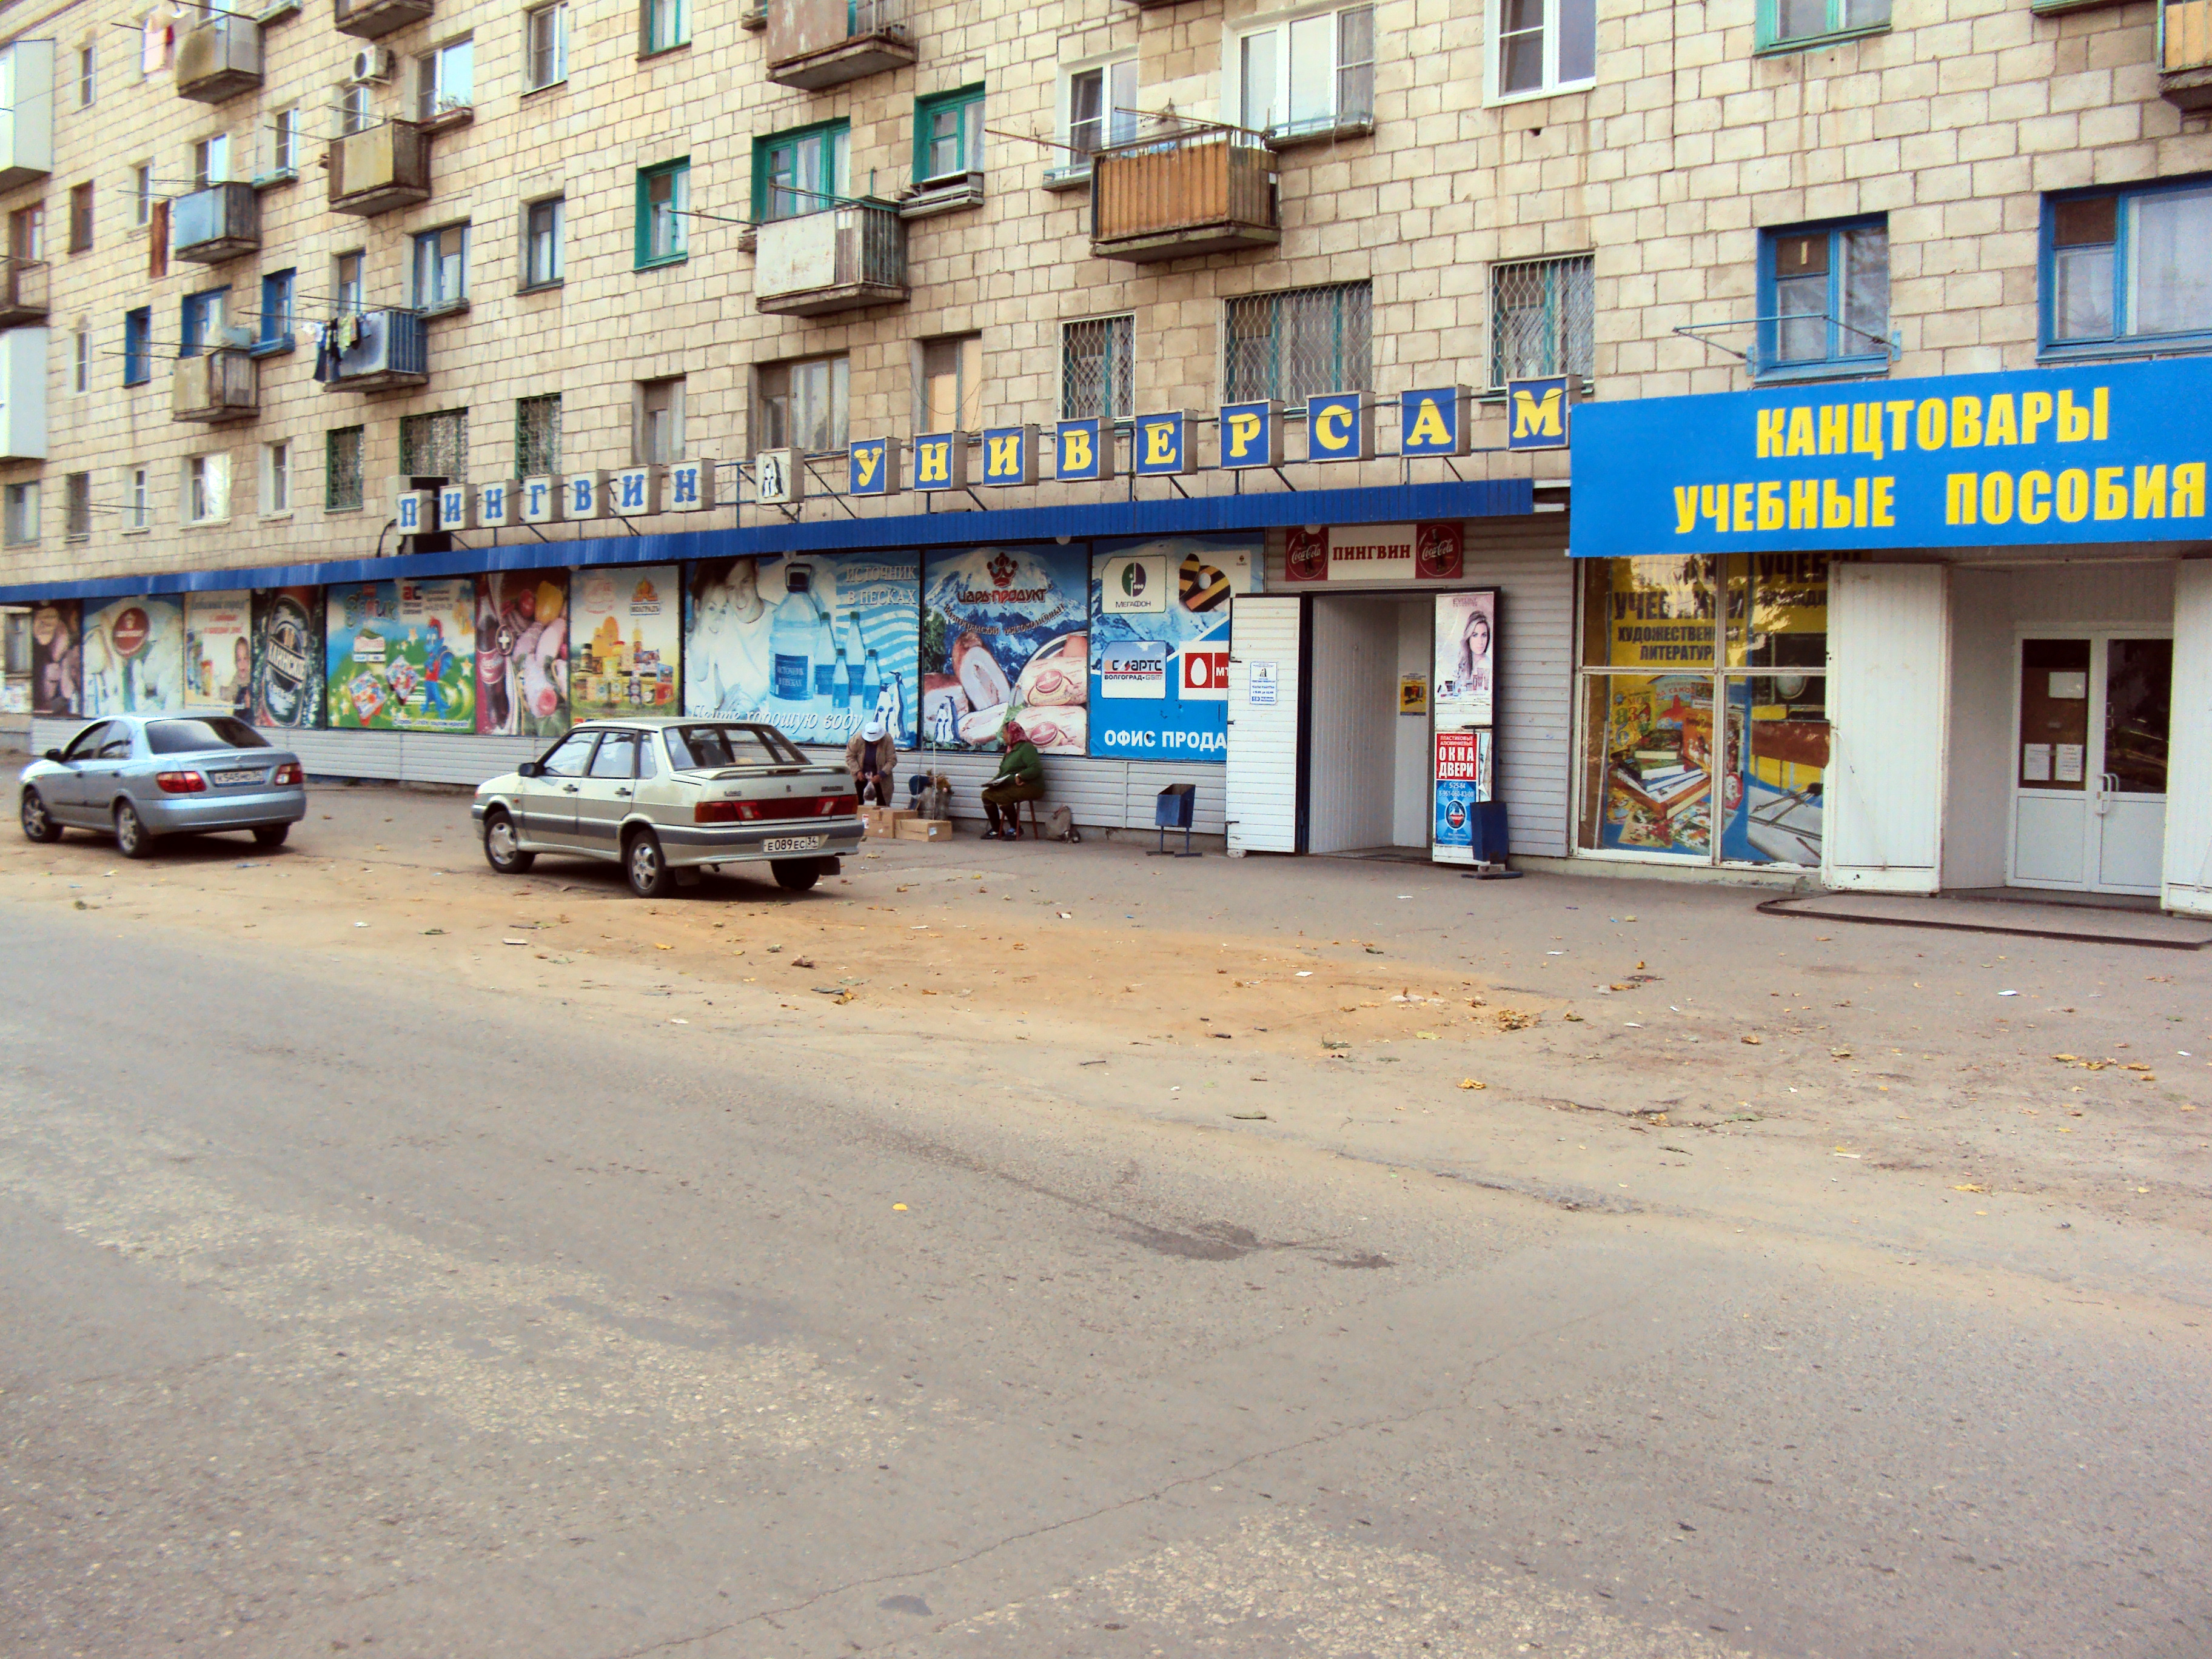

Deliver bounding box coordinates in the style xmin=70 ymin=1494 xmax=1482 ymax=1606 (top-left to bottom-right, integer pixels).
xmin=1576 ymin=554 xmax=1831 ymax=866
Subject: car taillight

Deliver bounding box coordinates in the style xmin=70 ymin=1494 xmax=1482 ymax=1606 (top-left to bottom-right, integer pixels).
xmin=271 ymin=763 xmax=302 ymax=785
xmin=817 ymin=793 xmax=858 ymax=816
xmin=694 ymin=799 xmax=762 ymax=824
xmin=155 ymin=771 xmax=206 ymax=794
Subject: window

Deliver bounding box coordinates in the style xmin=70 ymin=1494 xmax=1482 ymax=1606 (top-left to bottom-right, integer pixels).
xmin=589 ymin=732 xmax=640 ymax=779
xmin=417 ymin=36 xmax=474 ymax=121
xmin=141 ymin=10 xmax=174 ymax=75
xmin=539 ymin=730 xmax=598 ymax=776
xmin=326 ymin=426 xmax=365 ymax=512
xmin=132 ymin=163 xmax=152 ymax=227
xmin=78 ymin=42 xmax=95 ymax=106
xmin=412 ymin=224 xmax=469 ymax=311
xmin=757 ymin=355 xmax=848 ymax=453
xmin=1492 ymin=0 xmax=1595 ymax=99
xmin=1061 ymin=315 xmax=1134 ymax=421
xmin=1490 ymin=253 xmax=1595 ymax=386
xmin=149 ymin=717 xmax=266 ymax=754
xmin=641 ymin=0 xmax=686 ymax=54
xmin=2 ymin=612 xmax=24 ymax=676
xmin=1067 ymin=59 xmax=1138 ymax=165
xmin=523 ymin=196 xmax=563 ymax=289
xmin=752 ymin=122 xmax=848 ymax=222
xmin=2 ymin=481 xmax=37 ymax=545
xmin=637 ymin=158 xmax=689 ymax=265
xmin=1233 ymin=5 xmax=1375 ymax=139
xmin=1759 ymin=0 xmax=1889 ymax=51
xmin=340 ymin=83 xmax=374 ymax=137
xmin=186 ymin=453 xmax=230 ymax=523
xmin=636 ymin=377 xmax=685 ymax=464
xmin=71 ymin=329 xmax=89 ymax=394
xmin=193 ymin=134 xmax=230 ymax=189
xmin=263 ymin=441 xmax=291 ymax=514
xmin=516 ymin=392 xmax=561 ymax=476
xmin=10 ymin=205 xmax=42 ymax=263
xmin=915 ymin=85 xmax=985 ymax=184
xmin=259 ymin=269 xmax=295 ymax=350
xmin=334 ymin=250 xmax=364 ymax=315
xmin=398 ymin=409 xmax=467 ymax=479
xmin=68 ymin=183 xmax=92 ymax=254
xmin=1224 ymin=282 xmax=1372 ymax=403
xmin=65 ymin=473 xmax=91 ymax=540
xmin=919 ymin=333 xmax=982 ymax=432
xmin=2043 ymin=180 xmax=2212 ymax=355
xmin=1759 ymin=220 xmax=1889 ymax=375
xmin=180 ymin=286 xmax=229 ymax=357
xmin=263 ymin=107 xmax=298 ymax=180
xmin=526 ymin=3 xmax=569 ymax=89
xmin=129 ymin=465 xmax=149 ymax=530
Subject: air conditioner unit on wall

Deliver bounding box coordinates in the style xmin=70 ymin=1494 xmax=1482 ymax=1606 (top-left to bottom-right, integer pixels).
xmin=349 ymin=47 xmax=394 ymax=84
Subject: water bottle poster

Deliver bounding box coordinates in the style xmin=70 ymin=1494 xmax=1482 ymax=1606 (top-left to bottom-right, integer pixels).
xmin=81 ymin=595 xmax=186 ymax=717
xmin=1086 ymin=536 xmax=1248 ymax=762
xmin=182 ymin=591 xmax=254 ymax=716
xmin=475 ymin=572 xmax=571 ymax=738
xmin=568 ymin=565 xmax=680 ymax=722
xmin=250 ymin=587 xmax=325 ymax=729
xmin=325 ymin=579 xmax=477 ymax=732
xmin=920 ymin=543 xmax=1090 ymax=754
xmin=682 ymin=554 xmax=920 ymax=748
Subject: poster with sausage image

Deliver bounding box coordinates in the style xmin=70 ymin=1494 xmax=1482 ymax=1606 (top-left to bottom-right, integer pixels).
xmin=29 ymin=601 xmax=80 ymax=717
xmin=920 ymin=543 xmax=1088 ymax=754
xmin=476 ymin=572 xmax=570 ymax=738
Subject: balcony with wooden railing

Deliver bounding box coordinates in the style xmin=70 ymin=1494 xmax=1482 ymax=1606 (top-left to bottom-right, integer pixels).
xmin=755 ymin=201 xmax=909 ymax=316
xmin=2163 ymin=0 xmax=2212 ymax=109
xmin=765 ymin=0 xmax=916 ymax=90
xmin=335 ymin=0 xmax=434 ymax=39
xmin=329 ymin=121 xmax=432 ymax=216
xmin=1090 ymin=127 xmax=1279 ymax=263
xmin=0 ymin=257 xmax=48 ymax=327
xmin=172 ymin=348 xmax=258 ymax=423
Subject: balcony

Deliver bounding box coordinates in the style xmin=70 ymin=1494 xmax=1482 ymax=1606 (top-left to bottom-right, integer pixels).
xmin=328 ymin=121 xmax=431 ymax=216
xmin=172 ymin=348 xmax=260 ymax=424
xmin=324 ymin=308 xmax=429 ymax=393
xmin=0 ymin=326 xmax=45 ymax=460
xmin=765 ymin=0 xmax=916 ymax=90
xmin=0 ymin=259 xmax=49 ymax=328
xmin=2163 ymin=0 xmax=2212 ymax=110
xmin=172 ymin=183 xmax=261 ymax=264
xmin=755 ymin=202 xmax=908 ymax=317
xmin=0 ymin=41 xmax=53 ymax=190
xmin=334 ymin=0 xmax=434 ymax=39
xmin=176 ymin=14 xmax=263 ymax=102
xmin=1090 ymin=127 xmax=1279 ymax=263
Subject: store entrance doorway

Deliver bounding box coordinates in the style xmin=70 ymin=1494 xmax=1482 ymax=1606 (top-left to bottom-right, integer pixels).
xmin=2011 ymin=632 xmax=2172 ymax=895
xmin=1306 ymin=594 xmax=1433 ymax=856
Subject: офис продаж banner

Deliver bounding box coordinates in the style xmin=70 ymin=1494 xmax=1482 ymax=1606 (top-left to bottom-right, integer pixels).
xmin=1087 ymin=535 xmax=1244 ymax=762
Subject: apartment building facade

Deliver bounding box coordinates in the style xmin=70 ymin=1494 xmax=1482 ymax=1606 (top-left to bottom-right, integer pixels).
xmin=0 ymin=0 xmax=2206 ymax=905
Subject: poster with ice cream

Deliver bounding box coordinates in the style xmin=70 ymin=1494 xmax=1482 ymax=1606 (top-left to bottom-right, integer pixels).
xmin=1087 ymin=535 xmax=1248 ymax=762
xmin=476 ymin=572 xmax=570 ymax=737
xmin=324 ymin=579 xmax=477 ymax=731
xmin=568 ymin=565 xmax=680 ymax=721
xmin=82 ymin=596 xmax=186 ymax=717
xmin=183 ymin=590 xmax=253 ymax=716
xmin=920 ymin=543 xmax=1089 ymax=754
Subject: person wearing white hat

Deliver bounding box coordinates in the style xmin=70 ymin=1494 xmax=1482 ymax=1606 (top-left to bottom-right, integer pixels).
xmin=845 ymin=713 xmax=897 ymax=806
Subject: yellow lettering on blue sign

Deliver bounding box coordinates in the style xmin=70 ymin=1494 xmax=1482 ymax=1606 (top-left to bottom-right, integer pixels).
xmin=988 ymin=432 xmax=1021 ymax=479
xmin=918 ymin=441 xmax=948 ymax=484
xmin=1512 ymin=386 xmax=1563 ymax=440
xmin=1226 ymin=411 xmax=1262 ymax=458
xmin=1405 ymin=397 xmax=1451 ymax=449
xmin=854 ymin=445 xmax=880 ymax=488
xmin=1144 ymin=420 xmax=1178 ymax=468
xmin=1062 ymin=426 xmax=1093 ymax=475
xmin=1315 ymin=403 xmax=1352 ymax=451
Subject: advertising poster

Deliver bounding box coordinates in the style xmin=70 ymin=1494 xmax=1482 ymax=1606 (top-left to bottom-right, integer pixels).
xmin=920 ymin=543 xmax=1089 ymax=754
xmin=477 ymin=571 xmax=571 ymax=739
xmin=683 ymin=552 xmax=919 ymax=748
xmin=29 ymin=600 xmax=80 ymax=718
xmin=251 ymin=587 xmax=324 ymax=729
xmin=1593 ymin=673 xmax=1726 ymax=858
xmin=569 ymin=565 xmax=680 ymax=721
xmin=1085 ymin=536 xmax=1244 ymax=762
xmin=325 ymin=580 xmax=477 ymax=731
xmin=183 ymin=590 xmax=253 ymax=716
xmin=82 ymin=595 xmax=186 ymax=717
xmin=1432 ymin=729 xmax=1493 ymax=865
xmin=1432 ymin=590 xmax=1496 ymax=729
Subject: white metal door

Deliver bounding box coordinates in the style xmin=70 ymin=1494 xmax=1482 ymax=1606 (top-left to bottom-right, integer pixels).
xmin=2095 ymin=635 xmax=2170 ymax=894
xmin=2009 ymin=632 xmax=2170 ymax=896
xmin=1225 ymin=596 xmax=1301 ymax=855
xmin=1823 ymin=565 xmax=1949 ymax=892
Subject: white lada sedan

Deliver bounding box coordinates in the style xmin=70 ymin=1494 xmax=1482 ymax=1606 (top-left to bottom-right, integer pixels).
xmin=472 ymin=718 xmax=860 ymax=897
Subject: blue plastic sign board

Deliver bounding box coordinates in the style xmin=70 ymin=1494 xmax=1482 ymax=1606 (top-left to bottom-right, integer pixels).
xmin=1506 ymin=377 xmax=1570 ymax=450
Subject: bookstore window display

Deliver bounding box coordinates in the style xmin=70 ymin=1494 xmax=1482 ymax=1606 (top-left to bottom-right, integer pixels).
xmin=1574 ymin=554 xmax=1831 ymax=868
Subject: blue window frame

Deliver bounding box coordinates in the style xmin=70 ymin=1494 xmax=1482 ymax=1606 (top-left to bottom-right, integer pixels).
xmin=122 ymin=306 xmax=151 ymax=384
xmin=2040 ymin=177 xmax=2212 ymax=360
xmin=1756 ymin=0 xmax=1888 ymax=55
xmin=179 ymin=286 xmax=229 ymax=358
xmin=1755 ymin=219 xmax=1889 ymax=380
xmin=257 ymin=268 xmax=295 ymax=354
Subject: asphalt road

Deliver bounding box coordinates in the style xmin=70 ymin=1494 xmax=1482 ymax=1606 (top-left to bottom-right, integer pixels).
xmin=2 ymin=907 xmax=2206 ymax=1658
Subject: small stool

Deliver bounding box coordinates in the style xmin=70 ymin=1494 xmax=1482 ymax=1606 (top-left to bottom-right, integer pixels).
xmin=1009 ymin=799 xmax=1044 ymax=840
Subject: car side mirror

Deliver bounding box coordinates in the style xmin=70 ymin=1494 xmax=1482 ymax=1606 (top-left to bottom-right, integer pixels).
xmin=42 ymin=748 xmax=62 ymax=762
xmin=517 ymin=760 xmax=543 ymax=779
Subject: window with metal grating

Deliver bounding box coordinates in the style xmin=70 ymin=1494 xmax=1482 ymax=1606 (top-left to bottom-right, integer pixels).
xmin=400 ymin=409 xmax=468 ymax=480
xmin=1223 ymin=281 xmax=1371 ymax=404
xmin=1489 ymin=254 xmax=1594 ymax=387
xmin=516 ymin=393 xmax=561 ymax=477
xmin=326 ymin=426 xmax=365 ymax=512
xmin=1061 ymin=315 xmax=1133 ymax=421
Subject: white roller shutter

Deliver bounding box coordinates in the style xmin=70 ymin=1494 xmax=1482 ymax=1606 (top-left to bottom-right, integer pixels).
xmin=1824 ymin=564 xmax=1949 ymax=893
xmin=1226 ymin=596 xmax=1301 ymax=855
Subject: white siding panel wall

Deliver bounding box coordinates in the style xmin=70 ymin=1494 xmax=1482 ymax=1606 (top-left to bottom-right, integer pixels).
xmin=803 ymin=746 xmax=1223 ymax=833
xmin=1825 ymin=565 xmax=1951 ymax=891
xmin=2164 ymin=561 xmax=2212 ymax=918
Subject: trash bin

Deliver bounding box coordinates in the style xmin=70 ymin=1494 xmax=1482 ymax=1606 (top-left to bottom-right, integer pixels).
xmin=1151 ymin=783 xmax=1200 ymax=857
xmin=1467 ymin=801 xmax=1511 ymax=862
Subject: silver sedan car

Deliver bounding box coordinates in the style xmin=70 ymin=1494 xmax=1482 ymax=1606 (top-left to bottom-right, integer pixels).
xmin=18 ymin=714 xmax=308 ymax=857
xmin=471 ymin=717 xmax=862 ymax=898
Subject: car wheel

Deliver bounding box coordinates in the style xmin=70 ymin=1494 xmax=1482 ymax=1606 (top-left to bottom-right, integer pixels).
xmin=19 ymin=788 xmax=61 ymax=843
xmin=625 ymin=827 xmax=672 ymax=897
xmin=252 ymin=823 xmax=290 ymax=848
xmin=114 ymin=801 xmax=156 ymax=860
xmin=482 ymin=809 xmax=535 ymax=874
xmin=771 ymin=858 xmax=821 ymax=893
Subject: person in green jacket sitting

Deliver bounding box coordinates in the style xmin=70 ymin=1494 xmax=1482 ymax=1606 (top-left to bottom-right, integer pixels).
xmin=979 ymin=717 xmax=1045 ymax=839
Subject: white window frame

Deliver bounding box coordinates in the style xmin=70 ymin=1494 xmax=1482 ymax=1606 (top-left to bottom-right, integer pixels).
xmin=417 ymin=35 xmax=474 ymax=122
xmin=635 ymin=377 xmax=685 ymax=465
xmin=1484 ymin=0 xmax=1598 ymax=107
xmin=3 ymin=480 xmax=38 ymax=546
xmin=412 ymin=223 xmax=469 ymax=312
xmin=77 ymin=41 xmax=95 ymax=107
xmin=132 ymin=162 xmax=152 ymax=227
xmin=128 ymin=464 xmax=149 ymax=531
xmin=194 ymin=133 xmax=230 ymax=188
xmin=185 ymin=452 xmax=230 ymax=525
xmin=1224 ymin=4 xmax=1375 ymax=142
xmin=262 ymin=440 xmax=292 ymax=515
xmin=1059 ymin=53 xmax=1138 ymax=170
xmin=263 ymin=107 xmax=298 ymax=180
xmin=72 ymin=328 xmax=89 ymax=395
xmin=526 ymin=2 xmax=569 ymax=90
xmin=523 ymin=195 xmax=563 ymax=289
xmin=339 ymin=82 xmax=374 ymax=138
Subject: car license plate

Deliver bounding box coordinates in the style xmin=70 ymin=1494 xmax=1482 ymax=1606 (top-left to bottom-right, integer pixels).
xmin=761 ymin=835 xmax=826 ymax=854
xmin=211 ymin=769 xmax=263 ymax=786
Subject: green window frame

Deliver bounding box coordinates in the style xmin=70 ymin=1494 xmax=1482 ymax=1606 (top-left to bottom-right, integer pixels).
xmin=1755 ymin=0 xmax=1888 ymax=54
xmin=914 ymin=84 xmax=984 ymax=186
xmin=635 ymin=158 xmax=689 ymax=269
xmin=639 ymin=0 xmax=686 ymax=55
xmin=751 ymin=120 xmax=849 ymax=223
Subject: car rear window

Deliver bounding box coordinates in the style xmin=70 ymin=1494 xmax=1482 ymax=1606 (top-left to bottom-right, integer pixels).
xmin=665 ymin=724 xmax=803 ymax=769
xmin=147 ymin=717 xmax=269 ymax=755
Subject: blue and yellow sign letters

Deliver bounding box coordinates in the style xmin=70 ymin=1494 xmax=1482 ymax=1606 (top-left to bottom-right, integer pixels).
xmin=1399 ymin=387 xmax=1470 ymax=457
xmin=1218 ymin=400 xmax=1282 ymax=470
xmin=848 ymin=437 xmax=900 ymax=497
xmin=1506 ymin=377 xmax=1570 ymax=451
xmin=913 ymin=431 xmax=967 ymax=492
xmin=1134 ymin=411 xmax=1195 ymax=477
xmin=981 ymin=424 xmax=1037 ymax=487
xmin=1305 ymin=392 xmax=1372 ymax=461
xmin=1056 ymin=418 xmax=1114 ymax=481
